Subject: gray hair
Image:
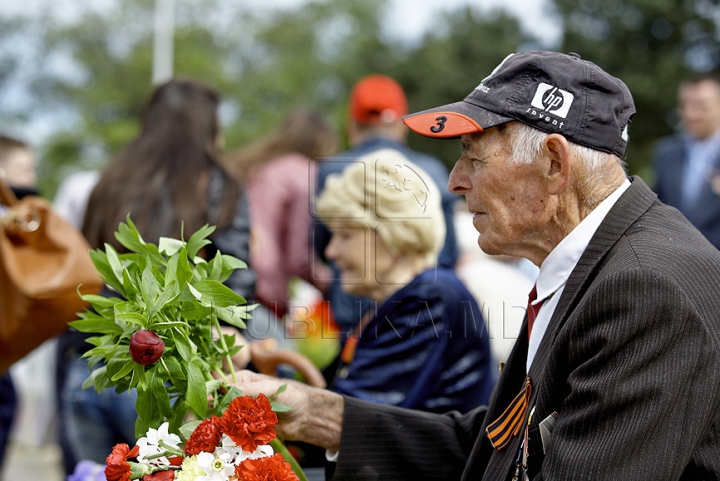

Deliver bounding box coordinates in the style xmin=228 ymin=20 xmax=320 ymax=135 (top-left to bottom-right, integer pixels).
xmin=506 ymin=122 xmax=626 ymax=171
xmin=506 ymin=122 xmax=627 ymax=201
xmin=504 ymin=122 xmax=627 ymax=208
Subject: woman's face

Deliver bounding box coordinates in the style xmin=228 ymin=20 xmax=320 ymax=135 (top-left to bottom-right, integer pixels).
xmin=0 ymin=147 xmax=36 ymax=188
xmin=324 ymin=223 xmax=396 ymax=302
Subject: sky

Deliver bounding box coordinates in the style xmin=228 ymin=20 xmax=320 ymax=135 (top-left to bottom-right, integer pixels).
xmin=0 ymin=0 xmax=561 ymax=41
xmin=0 ymin=0 xmax=562 ymax=144
xmin=387 ymin=0 xmax=561 ymax=46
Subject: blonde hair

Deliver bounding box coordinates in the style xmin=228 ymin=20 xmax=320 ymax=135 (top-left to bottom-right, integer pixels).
xmin=316 ymin=149 xmax=445 ymax=267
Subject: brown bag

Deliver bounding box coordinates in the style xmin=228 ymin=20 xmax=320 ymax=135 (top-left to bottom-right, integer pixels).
xmin=0 ymin=176 xmax=104 ymax=374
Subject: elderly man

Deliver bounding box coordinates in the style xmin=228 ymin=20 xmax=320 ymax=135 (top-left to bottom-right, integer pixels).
xmin=236 ymin=51 xmax=720 ymax=480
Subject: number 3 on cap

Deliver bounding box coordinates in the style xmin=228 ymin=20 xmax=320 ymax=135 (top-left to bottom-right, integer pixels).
xmin=430 ymin=116 xmax=447 ymax=133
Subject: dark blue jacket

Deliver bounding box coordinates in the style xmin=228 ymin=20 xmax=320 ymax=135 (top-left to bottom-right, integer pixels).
xmin=330 ymin=268 xmax=495 ymax=414
xmin=653 ymin=134 xmax=720 ymax=250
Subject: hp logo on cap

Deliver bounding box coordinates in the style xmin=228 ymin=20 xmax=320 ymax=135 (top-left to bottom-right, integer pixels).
xmin=530 ymin=83 xmax=574 ymax=119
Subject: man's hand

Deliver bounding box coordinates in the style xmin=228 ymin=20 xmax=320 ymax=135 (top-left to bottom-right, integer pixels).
xmin=233 ymin=370 xmax=344 ymax=452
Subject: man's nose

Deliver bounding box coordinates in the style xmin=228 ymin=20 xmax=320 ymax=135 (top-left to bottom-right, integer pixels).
xmin=448 ymin=159 xmax=470 ymax=195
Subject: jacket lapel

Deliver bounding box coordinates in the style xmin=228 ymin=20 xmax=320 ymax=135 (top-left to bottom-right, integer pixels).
xmin=529 ymin=176 xmax=657 ymax=379
xmin=472 ymin=177 xmax=658 ymax=480
xmin=462 ymin=318 xmax=529 ymax=480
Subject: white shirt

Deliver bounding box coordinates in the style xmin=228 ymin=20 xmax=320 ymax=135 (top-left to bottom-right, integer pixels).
xmin=527 ymin=178 xmax=631 ymax=371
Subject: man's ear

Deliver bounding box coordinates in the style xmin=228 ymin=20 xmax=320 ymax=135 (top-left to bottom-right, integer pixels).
xmin=542 ymin=134 xmax=572 ymax=195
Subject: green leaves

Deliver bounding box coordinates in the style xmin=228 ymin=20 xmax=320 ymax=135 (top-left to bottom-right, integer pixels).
xmin=187 ymin=224 xmax=216 ymax=260
xmin=186 ymin=361 xmax=208 ymax=419
xmin=72 ymin=217 xmax=253 ymax=437
xmin=193 ymin=280 xmax=246 ymax=308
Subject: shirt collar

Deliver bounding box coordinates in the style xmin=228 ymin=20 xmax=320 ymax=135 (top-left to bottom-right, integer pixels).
xmin=533 ymin=178 xmax=631 ymax=304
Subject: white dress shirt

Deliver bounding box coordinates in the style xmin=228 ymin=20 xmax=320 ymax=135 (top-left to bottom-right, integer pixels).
xmin=527 ymin=178 xmax=631 ymax=370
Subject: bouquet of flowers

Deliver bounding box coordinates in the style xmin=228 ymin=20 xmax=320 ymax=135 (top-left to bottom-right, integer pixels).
xmin=105 ymin=394 xmax=298 ymax=481
xmin=70 ymin=217 xmax=306 ymax=480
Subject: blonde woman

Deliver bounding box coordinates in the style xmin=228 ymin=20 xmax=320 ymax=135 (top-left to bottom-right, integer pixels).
xmin=316 ymin=149 xmax=495 ymax=413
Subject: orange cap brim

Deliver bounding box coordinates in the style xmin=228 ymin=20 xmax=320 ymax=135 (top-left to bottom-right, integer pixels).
xmin=403 ymin=99 xmax=515 ymax=139
xmin=402 ymin=111 xmax=483 ymax=138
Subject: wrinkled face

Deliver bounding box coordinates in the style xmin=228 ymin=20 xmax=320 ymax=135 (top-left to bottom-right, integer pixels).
xmin=679 ymin=79 xmax=720 ymax=140
xmin=448 ymin=129 xmax=548 ymax=259
xmin=324 ymin=223 xmax=396 ymax=301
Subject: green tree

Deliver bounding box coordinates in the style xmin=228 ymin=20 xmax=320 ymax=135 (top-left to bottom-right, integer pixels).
xmin=33 ymin=0 xmax=240 ymax=196
xmin=219 ymin=0 xmax=398 ymax=150
xmin=0 ymin=15 xmax=30 ymax=127
xmin=17 ymin=0 xmax=538 ymax=197
xmin=394 ymin=7 xmax=532 ymax=169
xmin=28 ymin=0 xmax=404 ymax=196
xmin=552 ymin=0 xmax=720 ymax=180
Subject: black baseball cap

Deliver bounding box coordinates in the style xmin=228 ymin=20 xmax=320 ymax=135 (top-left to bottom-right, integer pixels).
xmin=403 ymin=51 xmax=636 ymax=157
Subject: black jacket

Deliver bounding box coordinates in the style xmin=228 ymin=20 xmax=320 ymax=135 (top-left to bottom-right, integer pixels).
xmin=333 ymin=177 xmax=720 ymax=480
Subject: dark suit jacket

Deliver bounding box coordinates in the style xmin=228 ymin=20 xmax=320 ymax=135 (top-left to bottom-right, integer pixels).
xmin=331 ymin=177 xmax=720 ymax=480
xmin=653 ymin=135 xmax=720 ymax=249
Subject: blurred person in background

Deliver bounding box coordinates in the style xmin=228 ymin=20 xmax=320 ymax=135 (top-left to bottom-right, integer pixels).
xmin=314 ymin=74 xmax=459 ymax=340
xmin=52 ymin=167 xmax=101 ymax=475
xmin=56 ymin=77 xmax=256 ymax=473
xmin=0 ymin=135 xmax=39 ymax=470
xmin=0 ymin=136 xmax=37 ymax=197
xmin=225 ymin=108 xmax=336 ymax=326
xmin=316 ymin=149 xmax=495 ymax=414
xmin=653 ymin=72 xmax=720 ymax=249
xmin=53 ymin=170 xmax=101 ymax=230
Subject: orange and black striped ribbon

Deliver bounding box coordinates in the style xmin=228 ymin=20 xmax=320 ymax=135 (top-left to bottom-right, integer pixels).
xmin=485 ymin=376 xmax=532 ymax=450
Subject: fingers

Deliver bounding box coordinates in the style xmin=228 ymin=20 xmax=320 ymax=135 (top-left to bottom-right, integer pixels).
xmin=233 ymin=370 xmax=288 ymax=398
xmin=234 ymin=369 xmax=273 ymax=383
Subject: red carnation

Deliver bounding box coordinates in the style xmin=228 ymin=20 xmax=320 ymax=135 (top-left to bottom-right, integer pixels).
xmin=235 ymin=454 xmax=299 ymax=481
xmin=219 ymin=394 xmax=277 ymax=451
xmin=130 ymin=330 xmax=165 ymax=365
xmin=142 ymin=470 xmax=175 ymax=481
xmin=105 ymin=444 xmax=140 ymax=481
xmin=184 ymin=416 xmax=223 ymax=455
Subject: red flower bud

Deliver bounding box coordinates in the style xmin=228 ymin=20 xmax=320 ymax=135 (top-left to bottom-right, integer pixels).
xmin=130 ymin=330 xmax=165 ymax=366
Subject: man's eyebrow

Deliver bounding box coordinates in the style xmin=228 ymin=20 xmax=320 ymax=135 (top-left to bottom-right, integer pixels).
xmin=460 ymin=140 xmax=473 ymax=154
xmin=461 ymin=140 xmax=479 ymax=158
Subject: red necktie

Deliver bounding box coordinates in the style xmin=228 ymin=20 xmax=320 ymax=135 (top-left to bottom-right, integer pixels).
xmin=527 ymin=285 xmax=544 ymax=339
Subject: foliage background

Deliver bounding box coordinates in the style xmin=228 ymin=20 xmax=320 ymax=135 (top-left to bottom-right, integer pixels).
xmin=0 ymin=0 xmax=718 ymax=197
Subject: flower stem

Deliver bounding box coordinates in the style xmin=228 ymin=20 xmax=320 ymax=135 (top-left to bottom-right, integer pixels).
xmin=158 ymin=440 xmax=184 ymax=457
xmin=270 ymin=439 xmax=308 ymax=481
xmin=212 ymin=313 xmax=237 ymax=384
